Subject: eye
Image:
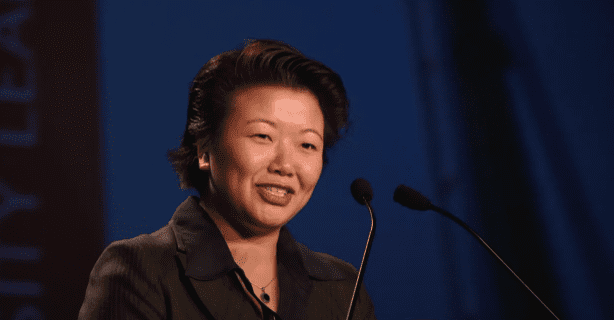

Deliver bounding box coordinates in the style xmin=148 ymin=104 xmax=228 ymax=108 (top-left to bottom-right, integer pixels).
xmin=253 ymin=134 xmax=271 ymax=140
xmin=302 ymin=143 xmax=317 ymax=150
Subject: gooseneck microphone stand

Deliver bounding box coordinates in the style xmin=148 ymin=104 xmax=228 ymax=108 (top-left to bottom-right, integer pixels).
xmin=346 ymin=179 xmax=376 ymax=320
xmin=394 ymin=184 xmax=561 ymax=320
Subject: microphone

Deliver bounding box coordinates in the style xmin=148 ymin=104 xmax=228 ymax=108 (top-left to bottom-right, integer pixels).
xmin=346 ymin=178 xmax=376 ymax=320
xmin=393 ymin=185 xmax=561 ymax=320
xmin=351 ymin=178 xmax=373 ymax=204
xmin=393 ymin=184 xmax=432 ymax=211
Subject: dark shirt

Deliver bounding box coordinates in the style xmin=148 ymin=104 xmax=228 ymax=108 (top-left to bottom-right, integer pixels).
xmin=79 ymin=196 xmax=377 ymax=319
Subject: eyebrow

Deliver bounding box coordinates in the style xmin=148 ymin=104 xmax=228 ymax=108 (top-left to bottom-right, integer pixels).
xmin=247 ymin=119 xmax=275 ymax=126
xmin=304 ymin=129 xmax=324 ymax=141
xmin=246 ymin=119 xmax=324 ymax=141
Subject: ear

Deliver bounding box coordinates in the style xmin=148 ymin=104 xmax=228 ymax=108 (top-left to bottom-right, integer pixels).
xmin=196 ymin=140 xmax=211 ymax=171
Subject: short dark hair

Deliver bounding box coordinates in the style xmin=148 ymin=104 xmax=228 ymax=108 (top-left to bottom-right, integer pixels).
xmin=168 ymin=39 xmax=349 ymax=192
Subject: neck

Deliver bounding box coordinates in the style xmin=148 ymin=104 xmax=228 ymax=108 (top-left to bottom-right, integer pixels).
xmin=199 ymin=195 xmax=281 ymax=311
xmin=199 ymin=197 xmax=280 ymax=273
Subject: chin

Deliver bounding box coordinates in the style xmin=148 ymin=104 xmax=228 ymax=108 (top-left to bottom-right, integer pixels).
xmin=258 ymin=213 xmax=293 ymax=229
xmin=253 ymin=207 xmax=298 ymax=230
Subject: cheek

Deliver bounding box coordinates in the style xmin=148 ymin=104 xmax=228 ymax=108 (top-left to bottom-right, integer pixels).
xmin=300 ymin=157 xmax=323 ymax=190
xmin=228 ymin=140 xmax=272 ymax=180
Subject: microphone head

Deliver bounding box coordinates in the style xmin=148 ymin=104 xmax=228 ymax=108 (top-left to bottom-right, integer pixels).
xmin=351 ymin=178 xmax=373 ymax=205
xmin=393 ymin=185 xmax=432 ymax=211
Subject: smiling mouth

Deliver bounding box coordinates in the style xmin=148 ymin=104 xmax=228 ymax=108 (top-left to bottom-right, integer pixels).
xmin=264 ymin=186 xmax=289 ymax=196
xmin=256 ymin=184 xmax=294 ymax=206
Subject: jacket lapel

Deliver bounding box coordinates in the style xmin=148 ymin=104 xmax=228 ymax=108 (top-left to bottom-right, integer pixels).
xmin=168 ymin=197 xmax=355 ymax=319
xmin=188 ymin=275 xmax=262 ymax=319
xmin=170 ymin=197 xmax=260 ymax=319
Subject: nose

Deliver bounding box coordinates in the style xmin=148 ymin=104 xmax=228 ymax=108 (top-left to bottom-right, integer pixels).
xmin=268 ymin=138 xmax=294 ymax=177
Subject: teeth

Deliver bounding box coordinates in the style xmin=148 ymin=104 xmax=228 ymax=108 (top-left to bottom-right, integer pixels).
xmin=265 ymin=186 xmax=288 ymax=196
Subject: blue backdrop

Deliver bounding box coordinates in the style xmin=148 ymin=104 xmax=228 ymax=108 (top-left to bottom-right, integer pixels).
xmin=99 ymin=1 xmax=613 ymax=319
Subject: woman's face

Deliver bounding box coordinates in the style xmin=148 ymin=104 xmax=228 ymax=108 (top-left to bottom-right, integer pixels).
xmin=201 ymin=85 xmax=325 ymax=233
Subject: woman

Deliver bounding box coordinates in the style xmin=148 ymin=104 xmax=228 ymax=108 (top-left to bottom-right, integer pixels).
xmin=79 ymin=39 xmax=376 ymax=319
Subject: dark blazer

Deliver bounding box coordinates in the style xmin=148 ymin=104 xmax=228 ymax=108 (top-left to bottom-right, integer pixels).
xmin=79 ymin=196 xmax=376 ymax=319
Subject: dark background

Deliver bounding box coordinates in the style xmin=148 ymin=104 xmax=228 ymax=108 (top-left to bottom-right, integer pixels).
xmin=1 ymin=1 xmax=612 ymax=319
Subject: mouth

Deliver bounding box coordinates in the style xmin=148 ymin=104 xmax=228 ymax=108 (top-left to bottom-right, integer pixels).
xmin=256 ymin=184 xmax=295 ymax=206
xmin=257 ymin=183 xmax=295 ymax=194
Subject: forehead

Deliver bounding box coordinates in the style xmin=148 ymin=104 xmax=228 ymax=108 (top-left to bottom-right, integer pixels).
xmin=228 ymin=85 xmax=324 ymax=128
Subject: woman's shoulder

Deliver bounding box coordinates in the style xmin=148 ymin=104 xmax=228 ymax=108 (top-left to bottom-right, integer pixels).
xmin=79 ymin=225 xmax=180 ymax=319
xmin=294 ymin=243 xmax=378 ymax=319
xmin=106 ymin=224 xmax=174 ymax=252
xmin=294 ymin=242 xmax=358 ymax=281
xmin=94 ymin=225 xmax=178 ymax=277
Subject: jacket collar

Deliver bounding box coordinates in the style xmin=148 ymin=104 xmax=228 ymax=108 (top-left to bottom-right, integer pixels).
xmin=169 ymin=196 xmax=346 ymax=282
xmin=169 ymin=196 xmax=348 ymax=319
